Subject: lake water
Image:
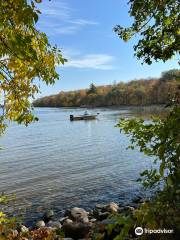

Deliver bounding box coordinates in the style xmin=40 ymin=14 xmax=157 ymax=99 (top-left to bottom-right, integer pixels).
xmin=0 ymin=107 xmax=153 ymax=222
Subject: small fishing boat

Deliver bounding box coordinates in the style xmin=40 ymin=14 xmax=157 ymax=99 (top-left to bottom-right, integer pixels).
xmin=70 ymin=111 xmax=99 ymax=121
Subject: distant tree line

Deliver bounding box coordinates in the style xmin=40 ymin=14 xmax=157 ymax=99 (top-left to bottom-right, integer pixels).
xmin=33 ymin=69 xmax=180 ymax=108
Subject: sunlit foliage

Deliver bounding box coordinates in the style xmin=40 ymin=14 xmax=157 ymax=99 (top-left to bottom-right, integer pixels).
xmin=0 ymin=0 xmax=67 ymax=135
xmin=110 ymin=0 xmax=180 ymax=239
xmin=114 ymin=0 xmax=180 ymax=64
xmin=0 ymin=1 xmax=66 ymax=239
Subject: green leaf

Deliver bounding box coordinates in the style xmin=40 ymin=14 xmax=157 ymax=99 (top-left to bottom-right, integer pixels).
xmin=167 ymin=176 xmax=173 ymax=186
xmin=159 ymin=162 xmax=165 ymax=176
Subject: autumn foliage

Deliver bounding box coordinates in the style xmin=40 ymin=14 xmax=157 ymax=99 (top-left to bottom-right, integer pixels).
xmin=33 ymin=69 xmax=179 ymax=108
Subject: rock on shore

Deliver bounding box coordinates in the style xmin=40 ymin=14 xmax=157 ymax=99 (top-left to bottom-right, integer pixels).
xmin=4 ymin=198 xmax=144 ymax=240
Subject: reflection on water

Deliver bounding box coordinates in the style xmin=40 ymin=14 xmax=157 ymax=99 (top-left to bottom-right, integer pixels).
xmin=0 ymin=106 xmax=164 ymax=222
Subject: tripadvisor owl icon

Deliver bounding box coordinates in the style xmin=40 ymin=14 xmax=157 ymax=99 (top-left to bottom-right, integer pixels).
xmin=135 ymin=227 xmax=143 ymax=236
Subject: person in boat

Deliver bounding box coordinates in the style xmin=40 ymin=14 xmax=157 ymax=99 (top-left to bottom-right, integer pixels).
xmin=84 ymin=110 xmax=89 ymax=116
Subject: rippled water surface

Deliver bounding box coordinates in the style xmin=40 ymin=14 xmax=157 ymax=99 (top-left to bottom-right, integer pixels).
xmin=0 ymin=107 xmax=152 ymax=221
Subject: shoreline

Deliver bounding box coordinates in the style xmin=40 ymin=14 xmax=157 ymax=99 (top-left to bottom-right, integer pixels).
xmin=33 ymin=104 xmax=166 ymax=109
xmin=6 ymin=195 xmax=147 ymax=239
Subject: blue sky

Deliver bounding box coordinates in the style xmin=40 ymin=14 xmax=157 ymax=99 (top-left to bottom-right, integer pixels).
xmin=36 ymin=0 xmax=178 ymax=97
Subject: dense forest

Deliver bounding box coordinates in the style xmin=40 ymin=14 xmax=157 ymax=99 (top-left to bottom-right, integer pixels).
xmin=33 ymin=69 xmax=180 ymax=108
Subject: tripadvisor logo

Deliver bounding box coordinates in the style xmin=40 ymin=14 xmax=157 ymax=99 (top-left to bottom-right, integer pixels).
xmin=135 ymin=227 xmax=143 ymax=236
xmin=135 ymin=227 xmax=174 ymax=236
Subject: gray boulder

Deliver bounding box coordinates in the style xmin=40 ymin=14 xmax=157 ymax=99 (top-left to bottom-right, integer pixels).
xmin=93 ymin=208 xmax=110 ymax=220
xmin=44 ymin=210 xmax=54 ymax=222
xmin=95 ymin=203 xmax=108 ymax=211
xmin=62 ymin=222 xmax=91 ymax=240
xmin=59 ymin=216 xmax=68 ymax=223
xmin=47 ymin=221 xmax=62 ymax=229
xmin=66 ymin=207 xmax=89 ymax=222
xmin=80 ymin=216 xmax=89 ymax=223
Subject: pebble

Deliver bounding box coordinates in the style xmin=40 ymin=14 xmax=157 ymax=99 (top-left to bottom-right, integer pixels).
xmin=90 ymin=218 xmax=97 ymax=223
xmin=107 ymin=202 xmax=119 ymax=213
xmin=36 ymin=220 xmax=46 ymax=228
xmin=64 ymin=218 xmax=73 ymax=224
xmin=20 ymin=225 xmax=29 ymax=233
xmin=95 ymin=203 xmax=107 ymax=210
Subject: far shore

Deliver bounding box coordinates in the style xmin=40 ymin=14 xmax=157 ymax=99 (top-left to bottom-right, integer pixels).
xmin=33 ymin=104 xmax=166 ymax=109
